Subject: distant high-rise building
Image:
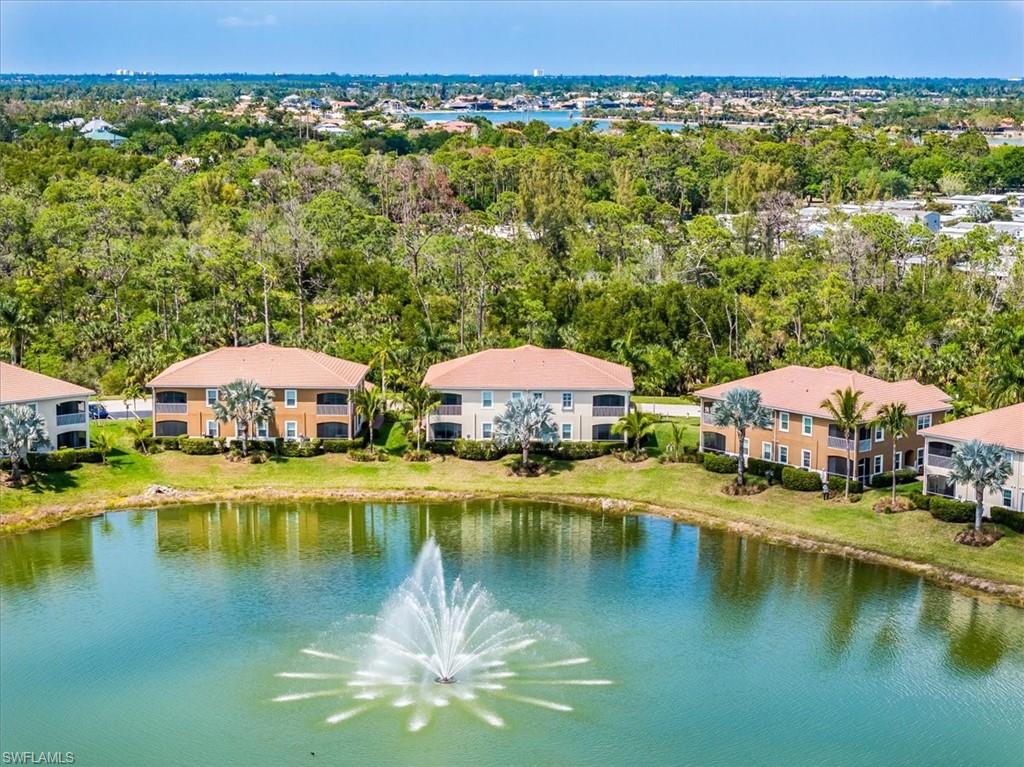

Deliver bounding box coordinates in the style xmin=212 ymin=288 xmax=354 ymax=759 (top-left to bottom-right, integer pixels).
xmin=532 ymin=68 xmax=544 ymax=77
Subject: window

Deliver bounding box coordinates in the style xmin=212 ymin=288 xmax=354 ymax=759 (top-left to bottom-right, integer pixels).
xmin=482 ymin=422 xmax=493 ymax=439
xmin=916 ymin=448 xmax=924 ymax=469
xmin=802 ymin=416 xmax=813 ymax=436
xmin=592 ymin=423 xmax=614 ymax=441
xmin=285 ymin=421 xmax=298 ymax=439
xmin=206 ymin=420 xmax=219 ymax=437
xmin=285 ymin=389 xmax=297 ymax=408
xmin=779 ymin=412 xmax=789 ymax=432
xmin=741 ymin=438 xmax=750 ymax=457
xmin=562 ymin=423 xmax=572 ymax=440
xmin=1003 ymin=489 xmax=1013 ymax=509
xmin=762 ymin=442 xmax=773 ymax=461
xmin=510 ymin=391 xmax=523 ymax=402
xmin=561 ymin=392 xmax=573 ymax=410
xmin=801 ymin=449 xmax=812 ymax=469
xmin=26 ymin=402 xmax=38 ymax=414
xmin=432 ymin=423 xmax=462 ymax=441
xmin=894 ymin=452 xmax=903 ymax=470
xmin=532 ymin=391 xmax=544 ymax=401
xmin=155 ymin=420 xmax=187 ymax=437
xmin=256 ymin=420 xmax=269 ymax=439
xmin=873 ymin=455 xmax=884 ymax=475
xmin=317 ymin=422 xmax=349 ymax=439
xmin=56 ymin=431 xmax=87 ymax=449
xmin=482 ymin=391 xmax=493 ymax=409
xmin=777 ymin=445 xmax=789 ymax=464
xmin=206 ymin=388 xmax=218 ymax=406
xmin=874 ymin=426 xmax=884 ymax=442
xmin=916 ymin=413 xmax=932 ymax=431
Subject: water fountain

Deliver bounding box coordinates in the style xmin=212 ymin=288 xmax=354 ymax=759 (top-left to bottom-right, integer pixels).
xmin=275 ymin=538 xmax=610 ymax=731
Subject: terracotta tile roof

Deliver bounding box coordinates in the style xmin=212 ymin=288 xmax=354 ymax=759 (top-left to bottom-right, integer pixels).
xmin=148 ymin=344 xmax=369 ymax=389
xmin=0 ymin=362 xmax=94 ymax=403
xmin=920 ymin=403 xmax=1024 ymax=452
xmin=423 ymin=345 xmax=633 ymax=391
xmin=695 ymin=365 xmax=950 ymax=419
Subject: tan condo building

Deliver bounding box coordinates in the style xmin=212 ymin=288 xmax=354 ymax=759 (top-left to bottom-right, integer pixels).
xmin=697 ymin=365 xmax=951 ymax=483
xmin=148 ymin=344 xmax=369 ymax=440
xmin=920 ymin=402 xmax=1024 ymax=514
xmin=421 ymin=345 xmax=633 ymax=442
xmin=0 ymin=362 xmax=94 ymax=450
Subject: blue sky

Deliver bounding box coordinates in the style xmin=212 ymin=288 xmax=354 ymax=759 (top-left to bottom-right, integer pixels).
xmin=2 ymin=1 xmax=1022 ymax=77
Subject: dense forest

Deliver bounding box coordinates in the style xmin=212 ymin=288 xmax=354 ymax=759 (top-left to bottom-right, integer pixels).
xmin=1 ymin=114 xmax=1022 ymax=411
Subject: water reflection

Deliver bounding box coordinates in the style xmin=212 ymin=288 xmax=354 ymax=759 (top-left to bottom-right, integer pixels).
xmin=0 ymin=520 xmax=94 ymax=589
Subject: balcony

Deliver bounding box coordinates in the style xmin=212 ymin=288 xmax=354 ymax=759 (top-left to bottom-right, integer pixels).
xmin=56 ymin=412 xmax=87 ymax=427
xmin=927 ymin=454 xmax=954 ymax=470
xmin=859 ymin=438 xmax=872 ymax=453
xmin=594 ymin=406 xmax=625 ymax=417
xmin=316 ymin=404 xmax=349 ymax=416
xmin=436 ymin=405 xmax=462 ymax=416
xmin=701 ymin=412 xmax=715 ymax=425
xmin=827 ymin=436 xmax=852 ymax=451
xmin=155 ymin=403 xmax=188 ymax=414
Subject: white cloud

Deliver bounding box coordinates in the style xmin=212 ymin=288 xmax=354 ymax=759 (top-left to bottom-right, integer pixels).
xmin=218 ymin=13 xmax=277 ymax=28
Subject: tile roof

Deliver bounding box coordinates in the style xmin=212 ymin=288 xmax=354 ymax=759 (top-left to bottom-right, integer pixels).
xmin=695 ymin=365 xmax=950 ymax=419
xmin=0 ymin=362 xmax=95 ymax=403
xmin=423 ymin=345 xmax=633 ymax=391
xmin=920 ymin=403 xmax=1024 ymax=452
xmin=148 ymin=344 xmax=369 ymax=389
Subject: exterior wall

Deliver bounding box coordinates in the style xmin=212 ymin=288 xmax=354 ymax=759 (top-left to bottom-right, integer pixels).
xmin=426 ymin=389 xmax=630 ymax=442
xmin=3 ymin=396 xmax=91 ymax=451
xmin=698 ymin=396 xmax=948 ymax=480
xmin=922 ymin=436 xmax=1024 ymax=514
xmin=151 ymin=386 xmax=363 ymax=439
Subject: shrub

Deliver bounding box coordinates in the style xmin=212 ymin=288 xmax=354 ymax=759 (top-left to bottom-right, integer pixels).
xmin=908 ymin=491 xmax=930 ymax=510
xmin=722 ymin=479 xmax=767 ymax=496
xmin=507 ymin=456 xmax=546 ymax=476
xmin=179 ymin=437 xmax=223 ymax=455
xmin=322 ymin=438 xmax=364 ymax=453
xmin=453 ymin=439 xmax=508 ymax=461
xmin=245 ymin=439 xmax=279 ymax=454
xmin=782 ymin=467 xmax=822 ymax=491
xmin=703 ymin=453 xmax=738 ymax=474
xmin=828 ymin=476 xmax=863 ymax=494
xmin=869 ymin=469 xmax=919 ymax=489
xmin=348 ymin=448 xmax=388 ymax=462
xmin=929 ymin=497 xmax=976 ymax=523
xmin=279 ymin=439 xmax=322 ymax=458
xmin=539 ymin=441 xmax=618 ymax=460
xmin=746 ymin=458 xmax=787 ymax=482
xmin=873 ymin=496 xmax=914 ymax=514
xmin=425 ymin=441 xmax=455 ymax=455
xmin=990 ymin=507 xmax=1024 ymax=533
xmin=403 ymin=449 xmax=432 ymax=462
xmin=152 ymin=436 xmax=182 ymax=450
xmin=26 ymin=450 xmax=78 ymax=472
xmin=70 ymin=447 xmax=104 ymax=463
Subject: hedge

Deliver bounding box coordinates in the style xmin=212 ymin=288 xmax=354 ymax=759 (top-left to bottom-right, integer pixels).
xmin=153 ymin=436 xmax=182 ymax=450
xmin=991 ymin=507 xmax=1024 ymax=533
xmin=179 ymin=438 xmax=223 ymax=455
xmin=702 ymin=453 xmax=738 ymax=474
xmin=908 ymin=491 xmax=930 ymax=510
xmin=322 ymin=438 xmax=364 ymax=453
xmin=869 ymin=469 xmax=919 ymax=488
xmin=828 ymin=476 xmax=864 ymax=494
xmin=23 ymin=450 xmax=78 ymax=472
xmin=70 ymin=447 xmax=104 ymax=463
xmin=746 ymin=458 xmax=787 ymax=481
xmin=929 ymin=497 xmax=976 ymax=523
xmin=539 ymin=441 xmax=618 ymax=460
xmin=425 ymin=441 xmax=455 ymax=455
xmin=782 ymin=466 xmax=822 ymax=491
xmin=280 ymin=439 xmax=322 ymax=458
xmin=453 ymin=439 xmax=508 ymax=461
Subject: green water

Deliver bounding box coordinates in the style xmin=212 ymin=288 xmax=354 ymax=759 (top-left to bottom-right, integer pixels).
xmin=1 ymin=500 xmax=1022 ymax=766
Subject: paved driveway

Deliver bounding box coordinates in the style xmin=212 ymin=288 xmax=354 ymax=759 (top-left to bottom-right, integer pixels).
xmin=635 ymin=402 xmax=700 ymax=418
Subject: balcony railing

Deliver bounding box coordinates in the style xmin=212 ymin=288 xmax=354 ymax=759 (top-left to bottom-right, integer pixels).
xmin=436 ymin=405 xmax=462 ymax=416
xmin=316 ymin=404 xmax=349 ymax=416
xmin=155 ymin=402 xmax=188 ymax=414
xmin=827 ymin=436 xmax=852 ymax=450
xmin=56 ymin=412 xmax=87 ymax=426
xmin=594 ymin=406 xmax=625 ymax=417
xmin=701 ymin=412 xmax=715 ymax=424
xmin=927 ymin=454 xmax=954 ymax=470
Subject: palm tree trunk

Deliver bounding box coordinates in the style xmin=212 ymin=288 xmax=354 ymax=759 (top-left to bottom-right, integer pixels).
xmin=737 ymin=427 xmax=746 ymax=486
xmin=241 ymin=424 xmax=249 ymax=457
xmin=9 ymin=454 xmax=20 ymax=482
xmin=891 ymin=445 xmax=897 ymax=502
xmin=522 ymin=442 xmax=529 ymax=468
xmin=975 ymin=486 xmax=984 ymax=532
xmin=845 ymin=432 xmax=852 ymax=499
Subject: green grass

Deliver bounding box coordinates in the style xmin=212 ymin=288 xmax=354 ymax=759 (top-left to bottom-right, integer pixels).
xmin=645 ymin=417 xmax=700 ymax=457
xmin=632 ymin=395 xmax=697 ymax=405
xmin=2 ymin=419 xmax=1022 ymax=588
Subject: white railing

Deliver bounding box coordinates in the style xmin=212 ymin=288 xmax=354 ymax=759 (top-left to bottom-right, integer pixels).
xmin=436 ymin=405 xmax=462 ymax=416
xmin=155 ymin=402 xmax=188 ymax=414
xmin=827 ymin=436 xmax=852 ymax=450
xmin=927 ymin=454 xmax=954 ymax=470
xmin=594 ymin=406 xmax=625 ymax=417
xmin=316 ymin=404 xmax=349 ymax=416
xmin=56 ymin=412 xmax=86 ymax=426
xmin=701 ymin=412 xmax=715 ymax=424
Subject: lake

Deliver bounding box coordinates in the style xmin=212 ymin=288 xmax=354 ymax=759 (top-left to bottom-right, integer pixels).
xmin=1 ymin=500 xmax=1022 ymax=766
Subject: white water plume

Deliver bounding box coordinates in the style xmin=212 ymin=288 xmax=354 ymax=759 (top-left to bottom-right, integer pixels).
xmin=274 ymin=538 xmax=610 ymax=732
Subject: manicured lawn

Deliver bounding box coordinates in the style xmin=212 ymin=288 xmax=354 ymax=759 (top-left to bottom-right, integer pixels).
xmin=2 ymin=420 xmax=1022 ymax=588
xmin=646 ymin=416 xmax=700 ymax=457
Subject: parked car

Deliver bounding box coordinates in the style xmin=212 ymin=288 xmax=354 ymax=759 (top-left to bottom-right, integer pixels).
xmin=89 ymin=403 xmax=110 ymax=420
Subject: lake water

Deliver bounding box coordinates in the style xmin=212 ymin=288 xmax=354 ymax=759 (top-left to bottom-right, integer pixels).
xmin=1 ymin=500 xmax=1022 ymax=766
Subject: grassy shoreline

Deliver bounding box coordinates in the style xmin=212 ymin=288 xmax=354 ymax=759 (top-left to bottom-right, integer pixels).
xmin=2 ymin=423 xmax=1022 ymax=604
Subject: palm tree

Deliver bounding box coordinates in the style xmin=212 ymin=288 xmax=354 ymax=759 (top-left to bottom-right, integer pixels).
xmin=492 ymin=396 xmax=559 ymax=468
xmin=949 ymin=440 xmax=1013 ymax=532
xmin=352 ymin=386 xmax=387 ymax=452
xmin=401 ymin=384 xmax=441 ymax=452
xmin=872 ymin=402 xmax=910 ymax=502
xmin=0 ymin=296 xmax=33 ymax=365
xmin=988 ymin=355 xmax=1024 ymax=408
xmin=710 ymin=387 xmax=772 ymax=486
xmin=611 ymin=409 xmax=657 ymax=458
xmin=0 ymin=404 xmax=48 ymax=482
xmin=820 ymin=386 xmax=872 ymax=499
xmin=91 ymin=430 xmax=115 ymax=464
xmin=663 ymin=421 xmax=690 ymax=463
xmin=121 ymin=382 xmax=145 ymax=420
xmin=125 ymin=420 xmax=151 ymax=455
xmin=212 ymin=379 xmax=275 ymax=457
xmin=826 ymin=324 xmax=872 ymax=371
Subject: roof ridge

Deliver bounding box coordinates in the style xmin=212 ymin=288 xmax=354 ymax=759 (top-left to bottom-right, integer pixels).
xmin=565 ymin=348 xmax=630 ymax=386
xmin=297 ymin=346 xmax=364 ymax=378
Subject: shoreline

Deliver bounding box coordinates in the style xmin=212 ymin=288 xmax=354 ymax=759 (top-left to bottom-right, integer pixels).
xmin=5 ymin=485 xmax=1022 ymax=608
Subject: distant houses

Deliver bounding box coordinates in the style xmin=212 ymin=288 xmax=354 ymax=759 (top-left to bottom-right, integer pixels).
xmin=0 ymin=362 xmax=94 ymax=450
